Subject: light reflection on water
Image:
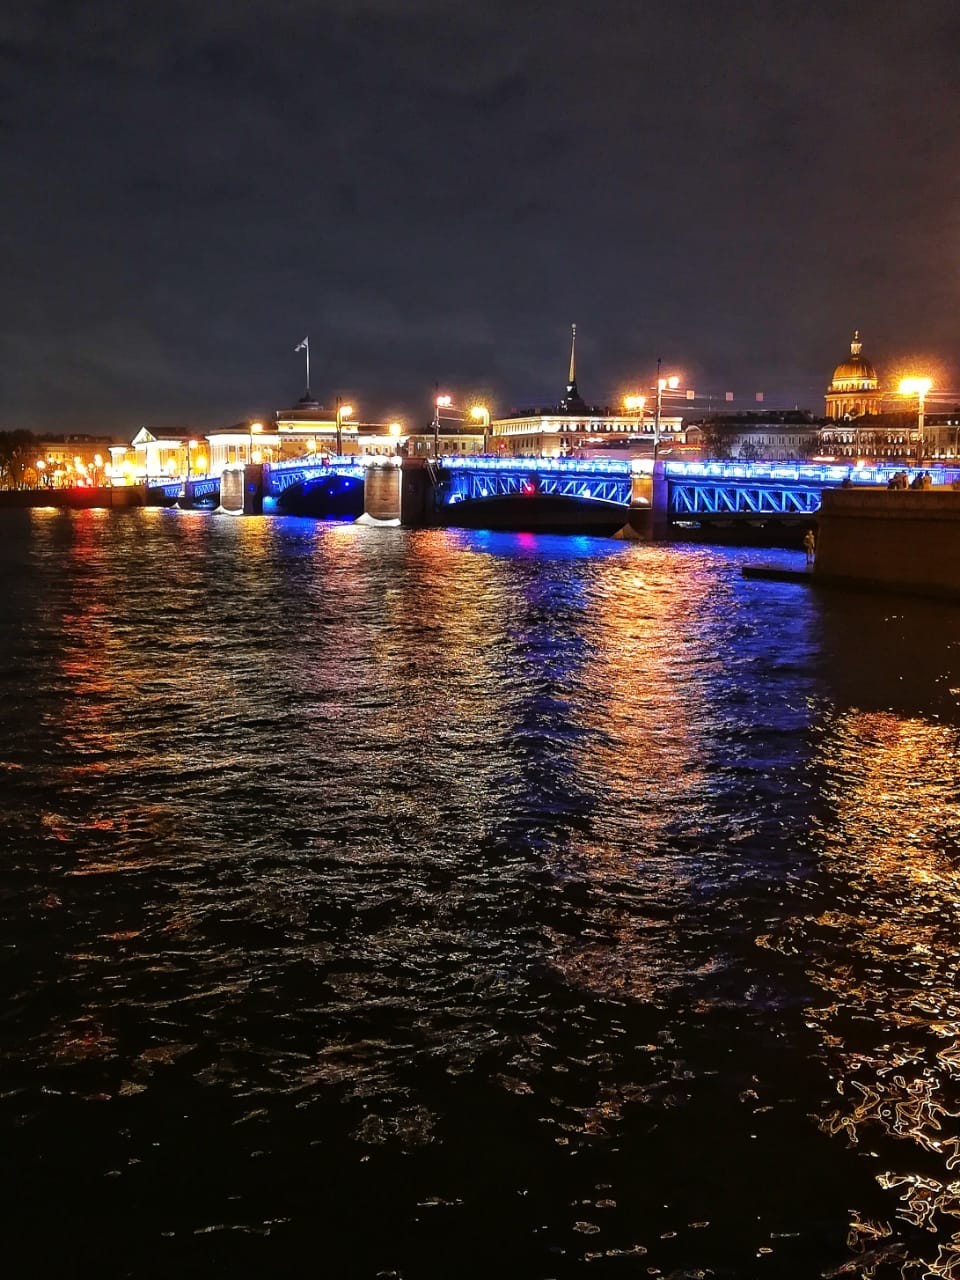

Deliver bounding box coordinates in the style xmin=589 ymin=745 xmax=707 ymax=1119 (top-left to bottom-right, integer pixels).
xmin=1 ymin=508 xmax=960 ymax=1277
xmin=765 ymin=703 xmax=960 ymax=1278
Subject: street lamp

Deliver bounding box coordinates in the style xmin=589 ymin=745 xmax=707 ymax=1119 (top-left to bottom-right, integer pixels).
xmin=187 ymin=439 xmax=198 ymax=482
xmin=899 ymin=377 xmax=932 ymax=462
xmin=434 ymin=393 xmax=452 ymax=458
xmin=471 ymin=404 xmax=491 ymax=453
xmin=335 ymin=398 xmax=354 ymax=457
xmin=249 ymin=421 xmax=263 ymax=466
xmin=35 ymin=459 xmax=46 ymax=488
xmin=388 ymin=421 xmax=403 ymax=455
xmin=653 ymin=360 xmax=680 ymax=462
xmin=623 ymin=395 xmax=646 ymax=445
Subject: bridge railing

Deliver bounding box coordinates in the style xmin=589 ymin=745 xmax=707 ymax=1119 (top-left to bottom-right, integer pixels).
xmin=438 ymin=454 xmax=634 ymax=478
xmin=664 ymin=460 xmax=960 ymax=486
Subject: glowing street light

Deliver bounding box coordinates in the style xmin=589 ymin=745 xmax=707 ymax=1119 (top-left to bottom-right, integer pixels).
xmin=335 ymin=398 xmax=354 ymax=457
xmin=624 ymin=395 xmax=646 ymax=444
xmin=898 ymin=377 xmax=933 ymax=460
xmin=653 ymin=361 xmax=681 ymax=462
xmin=249 ymin=421 xmax=263 ymax=466
xmin=434 ymin=392 xmax=452 ymax=458
xmin=471 ymin=404 xmax=490 ymax=453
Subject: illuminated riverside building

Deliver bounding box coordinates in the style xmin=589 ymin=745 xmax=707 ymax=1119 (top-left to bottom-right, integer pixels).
xmin=32 ymin=434 xmax=123 ymax=486
xmin=489 ymin=326 xmax=683 ymax=457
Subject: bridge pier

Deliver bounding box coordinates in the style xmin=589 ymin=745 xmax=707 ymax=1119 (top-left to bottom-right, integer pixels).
xmin=362 ymin=463 xmax=401 ymax=522
xmin=400 ymin=458 xmax=438 ymax=527
xmin=619 ymin=461 xmax=670 ymax=540
xmin=221 ymin=463 xmax=264 ymax=515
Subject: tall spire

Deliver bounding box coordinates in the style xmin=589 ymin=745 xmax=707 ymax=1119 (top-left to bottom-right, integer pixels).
xmin=851 ymin=329 xmax=862 ymax=358
xmin=566 ymin=322 xmax=578 ymax=399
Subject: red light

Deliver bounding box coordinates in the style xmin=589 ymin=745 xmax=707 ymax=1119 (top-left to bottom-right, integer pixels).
xmin=521 ymin=480 xmax=537 ymax=495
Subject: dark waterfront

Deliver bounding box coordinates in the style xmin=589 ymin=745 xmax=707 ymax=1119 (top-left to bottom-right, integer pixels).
xmin=2 ymin=509 xmax=960 ymax=1279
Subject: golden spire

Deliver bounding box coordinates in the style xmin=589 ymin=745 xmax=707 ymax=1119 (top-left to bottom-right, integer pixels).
xmin=851 ymin=329 xmax=862 ymax=358
xmin=568 ymin=323 xmax=577 ymax=385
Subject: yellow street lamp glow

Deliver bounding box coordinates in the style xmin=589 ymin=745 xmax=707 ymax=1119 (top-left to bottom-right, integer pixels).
xmin=899 ymin=377 xmax=932 ymax=396
xmin=471 ymin=405 xmax=490 ymax=422
xmin=339 ymin=405 xmax=353 ymax=419
xmin=436 ymin=394 xmax=452 ymax=408
xmin=36 ymin=459 xmax=45 ymax=469
xmin=624 ymin=395 xmax=646 ymax=411
xmin=388 ymin=421 xmax=402 ymax=437
xmin=250 ymin=421 xmax=263 ymax=434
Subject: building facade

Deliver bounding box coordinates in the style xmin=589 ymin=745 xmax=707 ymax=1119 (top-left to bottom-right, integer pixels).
xmin=687 ymin=412 xmax=822 ymax=462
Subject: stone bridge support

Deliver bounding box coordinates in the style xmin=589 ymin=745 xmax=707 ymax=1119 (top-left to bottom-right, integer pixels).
xmin=619 ymin=460 xmax=670 ymax=540
xmin=400 ymin=458 xmax=438 ymax=527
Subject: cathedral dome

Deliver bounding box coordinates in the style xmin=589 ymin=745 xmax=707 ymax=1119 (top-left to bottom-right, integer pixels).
xmin=830 ymin=331 xmax=878 ymax=388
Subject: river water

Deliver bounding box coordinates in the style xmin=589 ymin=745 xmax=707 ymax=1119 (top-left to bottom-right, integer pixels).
xmin=2 ymin=507 xmax=960 ymax=1279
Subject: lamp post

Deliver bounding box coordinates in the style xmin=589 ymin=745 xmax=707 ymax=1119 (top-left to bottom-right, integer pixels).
xmin=471 ymin=405 xmax=490 ymax=453
xmin=652 ymin=359 xmax=680 ymax=462
xmin=335 ymin=398 xmax=354 ymax=457
xmin=623 ymin=394 xmax=646 ymax=448
xmin=389 ymin=421 xmax=403 ymax=455
xmin=249 ymin=421 xmax=263 ymax=466
xmin=899 ymin=377 xmax=932 ymax=463
xmin=434 ymin=393 xmax=451 ymax=458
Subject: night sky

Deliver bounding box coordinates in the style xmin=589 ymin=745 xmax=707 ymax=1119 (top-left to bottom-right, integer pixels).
xmin=2 ymin=0 xmax=958 ymax=433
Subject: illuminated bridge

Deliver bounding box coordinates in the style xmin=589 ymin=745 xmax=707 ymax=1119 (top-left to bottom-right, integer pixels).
xmin=148 ymin=455 xmax=960 ymax=531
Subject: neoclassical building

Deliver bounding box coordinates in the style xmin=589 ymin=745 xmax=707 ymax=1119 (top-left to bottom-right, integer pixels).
xmin=489 ymin=325 xmax=684 ymax=457
xmin=824 ymin=330 xmax=882 ymax=420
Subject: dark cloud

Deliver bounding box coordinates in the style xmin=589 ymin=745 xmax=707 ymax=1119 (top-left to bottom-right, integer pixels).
xmin=1 ymin=0 xmax=959 ymax=432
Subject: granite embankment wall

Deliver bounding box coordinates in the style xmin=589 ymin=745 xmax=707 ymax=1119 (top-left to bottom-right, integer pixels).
xmin=0 ymin=487 xmax=146 ymax=510
xmin=816 ymin=488 xmax=960 ymax=598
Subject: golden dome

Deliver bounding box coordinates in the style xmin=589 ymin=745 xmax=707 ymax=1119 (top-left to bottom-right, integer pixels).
xmin=830 ymin=330 xmax=878 ymax=388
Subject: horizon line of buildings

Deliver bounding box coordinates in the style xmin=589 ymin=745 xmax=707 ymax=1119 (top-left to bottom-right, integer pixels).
xmin=7 ymin=330 xmax=959 ymax=487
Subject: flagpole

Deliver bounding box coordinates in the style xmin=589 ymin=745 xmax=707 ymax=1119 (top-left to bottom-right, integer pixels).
xmin=305 ymin=338 xmax=310 ymax=395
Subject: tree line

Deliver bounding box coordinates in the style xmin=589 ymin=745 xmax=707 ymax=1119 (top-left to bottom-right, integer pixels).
xmin=0 ymin=430 xmax=40 ymax=489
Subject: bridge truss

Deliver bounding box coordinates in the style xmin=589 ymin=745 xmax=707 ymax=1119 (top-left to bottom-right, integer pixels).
xmin=440 ymin=460 xmax=632 ymax=507
xmin=265 ymin=459 xmax=365 ymax=496
xmin=669 ymin=481 xmax=822 ymax=519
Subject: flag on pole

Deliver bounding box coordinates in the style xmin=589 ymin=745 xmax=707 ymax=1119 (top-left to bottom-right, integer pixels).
xmin=686 ymin=388 xmax=695 ymax=400
xmin=725 ymin=391 xmax=734 ymax=401
xmin=294 ymin=337 xmax=308 ymax=352
xmin=755 ymin=391 xmax=764 ymax=402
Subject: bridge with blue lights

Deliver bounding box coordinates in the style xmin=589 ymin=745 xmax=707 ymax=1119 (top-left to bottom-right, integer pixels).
xmin=146 ymin=454 xmax=960 ymax=532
